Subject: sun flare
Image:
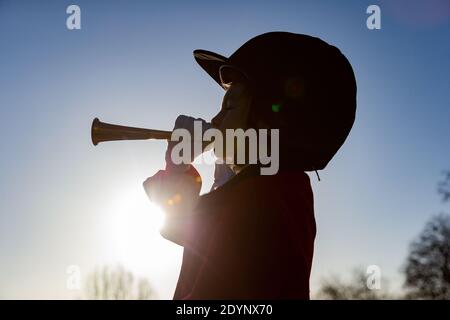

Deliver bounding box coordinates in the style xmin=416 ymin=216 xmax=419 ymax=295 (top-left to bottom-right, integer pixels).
xmin=105 ymin=185 xmax=172 ymax=270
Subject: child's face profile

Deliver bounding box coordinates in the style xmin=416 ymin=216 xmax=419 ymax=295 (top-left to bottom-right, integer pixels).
xmin=210 ymin=82 xmax=254 ymax=168
xmin=211 ymin=82 xmax=252 ymax=133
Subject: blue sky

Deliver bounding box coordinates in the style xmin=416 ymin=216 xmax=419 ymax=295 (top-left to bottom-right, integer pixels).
xmin=0 ymin=0 xmax=449 ymax=298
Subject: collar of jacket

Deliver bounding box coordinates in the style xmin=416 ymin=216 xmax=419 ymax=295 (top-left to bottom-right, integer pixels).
xmin=197 ymin=164 xmax=261 ymax=209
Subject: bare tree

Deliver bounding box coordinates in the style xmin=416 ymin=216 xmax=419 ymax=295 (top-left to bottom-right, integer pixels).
xmin=403 ymin=171 xmax=450 ymax=299
xmin=317 ymin=171 xmax=450 ymax=300
xmin=438 ymin=171 xmax=450 ymax=202
xmin=85 ymin=265 xmax=156 ymax=300
xmin=403 ymin=213 xmax=450 ymax=299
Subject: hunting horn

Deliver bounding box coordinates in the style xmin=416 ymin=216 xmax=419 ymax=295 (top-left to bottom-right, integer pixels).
xmin=91 ymin=118 xmax=172 ymax=146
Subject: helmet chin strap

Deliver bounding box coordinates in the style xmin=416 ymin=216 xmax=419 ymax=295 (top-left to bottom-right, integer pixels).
xmin=314 ymin=170 xmax=321 ymax=181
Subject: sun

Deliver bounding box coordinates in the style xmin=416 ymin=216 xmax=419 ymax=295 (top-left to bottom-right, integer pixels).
xmin=105 ymin=184 xmax=175 ymax=271
xmin=98 ymin=182 xmax=184 ymax=298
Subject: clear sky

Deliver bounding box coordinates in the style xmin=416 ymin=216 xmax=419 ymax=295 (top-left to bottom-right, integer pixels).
xmin=0 ymin=0 xmax=449 ymax=299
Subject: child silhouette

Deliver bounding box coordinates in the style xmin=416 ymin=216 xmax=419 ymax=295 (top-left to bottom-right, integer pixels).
xmin=144 ymin=32 xmax=357 ymax=299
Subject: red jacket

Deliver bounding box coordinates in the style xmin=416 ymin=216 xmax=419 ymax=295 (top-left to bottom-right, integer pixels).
xmin=161 ymin=165 xmax=316 ymax=299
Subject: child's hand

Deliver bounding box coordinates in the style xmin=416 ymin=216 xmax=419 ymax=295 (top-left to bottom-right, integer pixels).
xmin=143 ymin=165 xmax=202 ymax=215
xmin=165 ymin=115 xmax=212 ymax=171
